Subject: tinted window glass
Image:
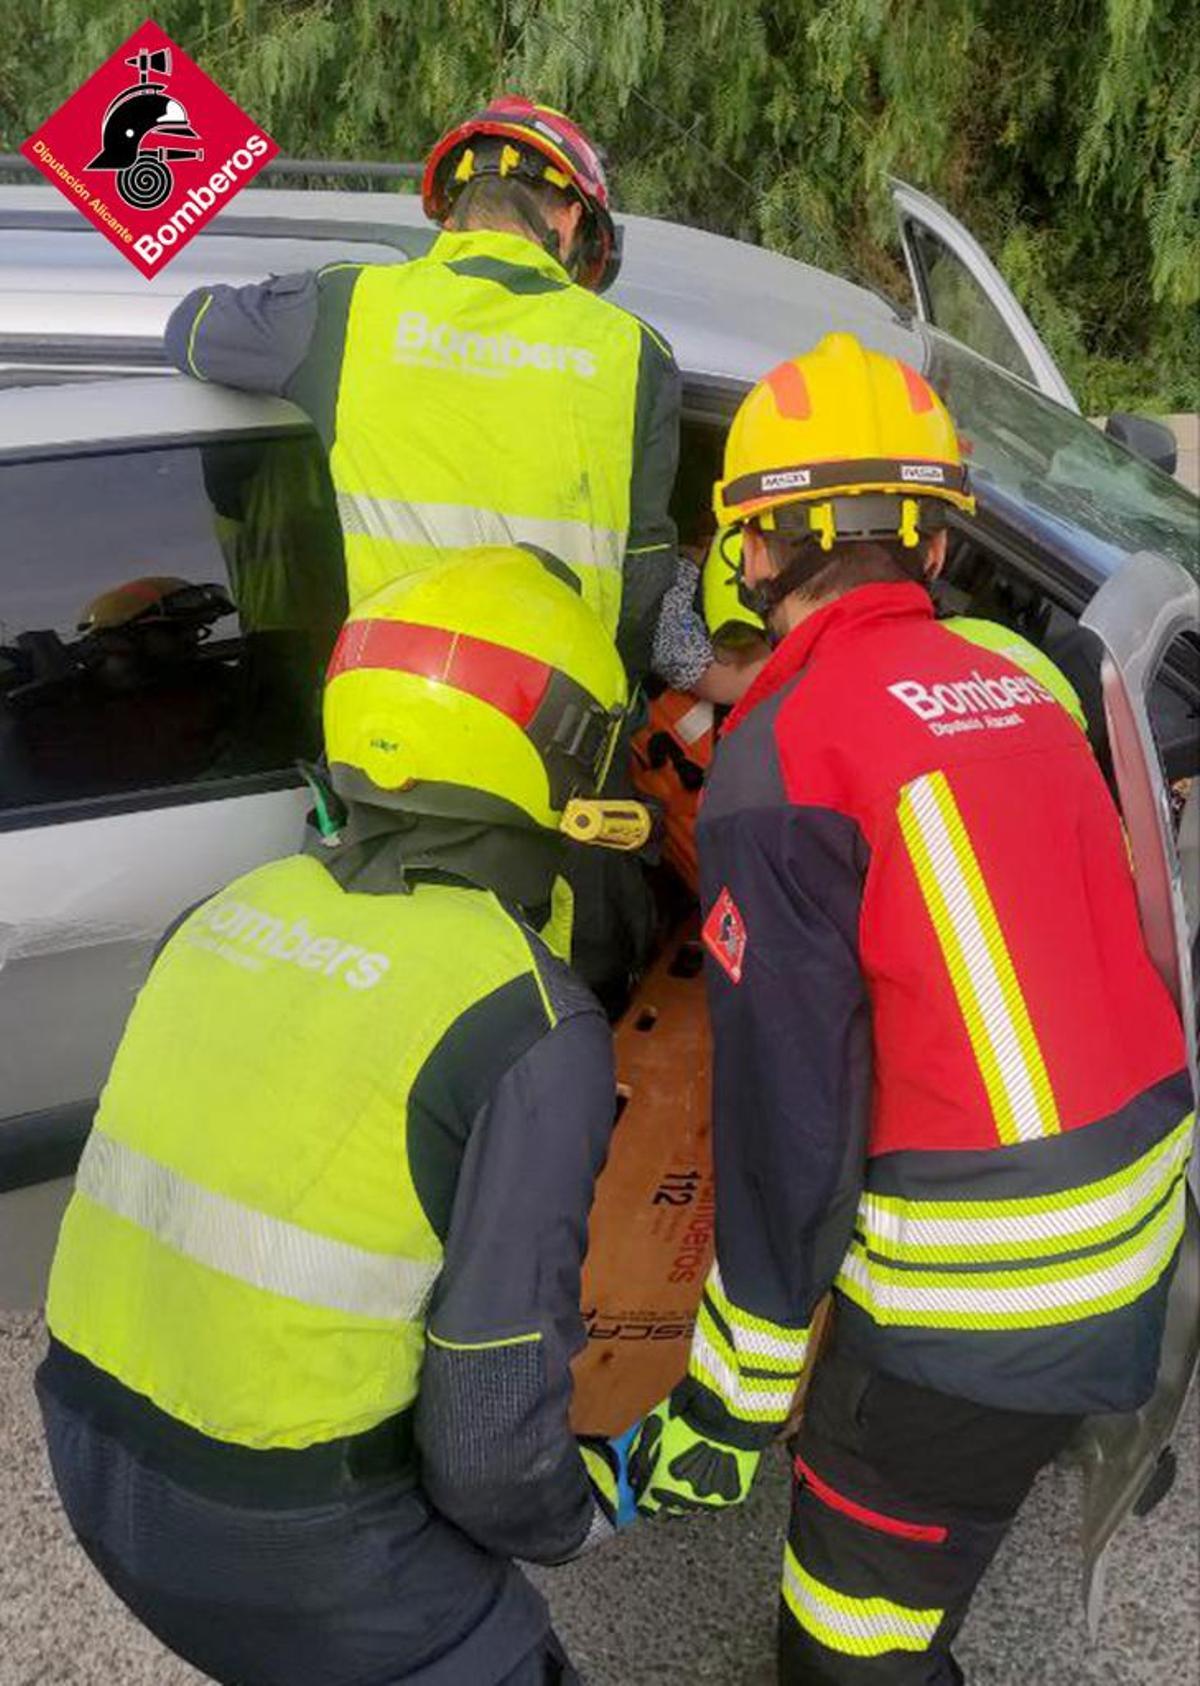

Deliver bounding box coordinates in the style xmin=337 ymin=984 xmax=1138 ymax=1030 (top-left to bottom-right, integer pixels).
xmin=927 ymin=334 xmax=1200 ymax=584
xmin=0 ymin=432 xmax=347 ymax=814
xmin=909 ymin=223 xmax=1034 ymax=384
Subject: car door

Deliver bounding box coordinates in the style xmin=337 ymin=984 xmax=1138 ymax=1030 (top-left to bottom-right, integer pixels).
xmin=1074 ymin=551 xmax=1199 ymax=1630
xmin=0 ymin=409 xmax=347 ymax=1306
xmin=891 ymin=178 xmax=1079 ymax=412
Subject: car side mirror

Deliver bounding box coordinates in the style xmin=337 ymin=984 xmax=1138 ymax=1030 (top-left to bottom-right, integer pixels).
xmin=1104 ymin=413 xmax=1178 ymax=476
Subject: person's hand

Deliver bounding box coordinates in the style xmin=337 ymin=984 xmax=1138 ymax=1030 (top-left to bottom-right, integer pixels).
xmin=627 ymin=1397 xmax=760 ymax=1516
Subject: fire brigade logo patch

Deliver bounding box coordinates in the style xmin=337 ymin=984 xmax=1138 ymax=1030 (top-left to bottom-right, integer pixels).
xmin=702 ymin=888 xmax=747 ymax=984
xmin=21 ymin=19 xmax=277 ymax=279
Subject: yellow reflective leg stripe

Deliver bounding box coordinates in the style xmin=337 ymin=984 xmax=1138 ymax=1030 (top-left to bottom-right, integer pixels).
xmin=898 ymin=772 xmax=1060 ymax=1145
xmin=77 ymin=1130 xmax=438 ymax=1324
xmin=782 ymin=1546 xmax=942 ymax=1657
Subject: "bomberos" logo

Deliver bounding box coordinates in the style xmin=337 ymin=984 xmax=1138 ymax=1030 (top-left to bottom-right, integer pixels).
xmin=21 ymin=18 xmax=277 ymax=278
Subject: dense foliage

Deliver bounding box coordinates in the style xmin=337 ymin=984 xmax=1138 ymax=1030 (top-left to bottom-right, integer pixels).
xmin=3 ymin=0 xmax=1197 ymax=410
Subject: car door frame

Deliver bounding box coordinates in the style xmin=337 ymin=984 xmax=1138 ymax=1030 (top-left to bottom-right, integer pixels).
xmin=891 ymin=177 xmax=1080 ymax=413
xmin=1074 ymin=551 xmax=1200 ymax=1632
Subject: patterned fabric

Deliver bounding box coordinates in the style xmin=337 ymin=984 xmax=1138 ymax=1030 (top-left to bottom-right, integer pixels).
xmin=651 ymin=556 xmax=714 ymax=691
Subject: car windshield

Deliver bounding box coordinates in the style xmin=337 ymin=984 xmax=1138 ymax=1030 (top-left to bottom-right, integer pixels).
xmin=926 ymin=331 xmax=1199 ymax=584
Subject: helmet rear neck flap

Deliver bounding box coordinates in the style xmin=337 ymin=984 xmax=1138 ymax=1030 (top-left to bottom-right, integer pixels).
xmin=302 ymin=775 xmax=567 ymax=916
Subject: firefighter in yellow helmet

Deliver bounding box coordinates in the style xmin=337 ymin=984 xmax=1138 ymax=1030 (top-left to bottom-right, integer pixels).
xmin=38 ymin=549 xmax=639 ymax=1686
xmin=635 ymin=507 xmax=1087 ymax=900
xmin=630 ymin=334 xmax=1190 ymax=1685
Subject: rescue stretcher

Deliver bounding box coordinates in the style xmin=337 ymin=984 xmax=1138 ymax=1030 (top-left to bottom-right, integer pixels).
xmin=571 ymin=915 xmax=829 ymax=1437
xmin=571 ymin=684 xmax=830 ymax=1436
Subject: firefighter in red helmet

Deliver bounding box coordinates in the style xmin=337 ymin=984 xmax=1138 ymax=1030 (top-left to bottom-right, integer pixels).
xmin=166 ymin=94 xmax=747 ymax=1004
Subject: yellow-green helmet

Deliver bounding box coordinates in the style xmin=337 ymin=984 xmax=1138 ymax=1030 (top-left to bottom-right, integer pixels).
xmin=701 ymin=528 xmax=765 ymax=646
xmin=324 ymin=547 xmax=627 ymax=830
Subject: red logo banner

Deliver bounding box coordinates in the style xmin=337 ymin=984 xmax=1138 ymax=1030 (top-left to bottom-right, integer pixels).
xmin=21 ymin=18 xmax=277 ymax=278
xmin=702 ymin=887 xmax=747 ymax=984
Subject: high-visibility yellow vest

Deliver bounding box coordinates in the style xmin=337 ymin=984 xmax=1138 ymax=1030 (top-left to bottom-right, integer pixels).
xmin=947 ymin=616 xmax=1087 ymax=732
xmin=47 ymin=856 xmax=552 ymax=1451
xmin=329 ymin=230 xmax=646 ymax=633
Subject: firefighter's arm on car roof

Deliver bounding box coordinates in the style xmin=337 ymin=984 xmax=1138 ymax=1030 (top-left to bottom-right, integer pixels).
xmin=415 ymin=1001 xmax=617 ymax=1563
xmin=678 ymin=793 xmax=873 ymax=1451
xmin=164 ymin=270 xmax=325 ymax=396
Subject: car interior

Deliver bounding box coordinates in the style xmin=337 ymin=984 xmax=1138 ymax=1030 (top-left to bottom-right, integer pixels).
xmin=0 ymin=430 xmax=347 ymax=820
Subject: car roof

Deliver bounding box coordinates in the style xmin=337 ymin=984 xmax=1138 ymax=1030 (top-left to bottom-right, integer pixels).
xmin=0 ymin=374 xmax=300 ymax=454
xmin=0 ymin=184 xmax=919 ymax=382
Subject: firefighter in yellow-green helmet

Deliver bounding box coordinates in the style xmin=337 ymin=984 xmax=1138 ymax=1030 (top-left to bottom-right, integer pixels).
xmin=38 ymin=549 xmax=637 ymax=1686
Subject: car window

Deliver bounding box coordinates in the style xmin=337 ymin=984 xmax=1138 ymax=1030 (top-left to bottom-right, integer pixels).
xmin=927 ymin=332 xmax=1200 ymax=584
xmin=0 ymin=430 xmax=347 ymax=819
xmin=906 ymin=223 xmax=1036 ymax=386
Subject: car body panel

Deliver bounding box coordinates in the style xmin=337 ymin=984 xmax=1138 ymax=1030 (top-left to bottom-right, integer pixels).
xmin=0 ymin=184 xmax=911 ymax=384
xmin=1075 ymin=553 xmax=1200 ymax=1629
xmin=0 ymin=371 xmax=300 ymax=454
xmin=0 ymin=787 xmax=308 ymax=1124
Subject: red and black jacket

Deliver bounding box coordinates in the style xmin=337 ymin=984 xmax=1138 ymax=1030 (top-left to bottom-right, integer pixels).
xmin=684 ymin=582 xmax=1190 ymax=1446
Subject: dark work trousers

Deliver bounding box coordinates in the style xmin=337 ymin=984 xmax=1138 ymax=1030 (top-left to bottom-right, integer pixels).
xmin=38 ymin=1381 xmax=578 ymax=1686
xmin=781 ymin=1340 xmax=1081 ymax=1685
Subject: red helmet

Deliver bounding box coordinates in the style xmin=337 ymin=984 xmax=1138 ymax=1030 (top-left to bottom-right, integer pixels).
xmin=422 ymin=95 xmax=621 ymax=292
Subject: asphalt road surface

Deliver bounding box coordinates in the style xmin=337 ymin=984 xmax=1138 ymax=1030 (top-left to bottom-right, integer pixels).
xmin=2 ymin=1312 xmax=1196 ymax=1685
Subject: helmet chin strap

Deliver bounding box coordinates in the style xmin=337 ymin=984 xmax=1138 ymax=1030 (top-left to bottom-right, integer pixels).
xmin=738 ymin=525 xmax=928 ymax=636
xmin=736 ymin=543 xmax=831 ymax=628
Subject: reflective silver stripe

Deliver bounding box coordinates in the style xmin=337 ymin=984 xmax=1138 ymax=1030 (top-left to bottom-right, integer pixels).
xmin=77 ymin=1131 xmax=438 ymax=1323
xmin=675 ymin=699 xmax=715 ymax=746
xmin=860 ymin=1122 xmax=1192 ymax=1254
xmin=336 ymin=493 xmax=624 ymax=574
xmin=708 ymin=1262 xmax=810 ymax=1361
xmin=900 ymin=773 xmax=1057 ymax=1143
xmin=689 ymin=1328 xmax=799 ymax=1419
xmin=838 ymin=1185 xmax=1184 ymax=1322
xmin=782 ymin=1546 xmax=942 ymax=1657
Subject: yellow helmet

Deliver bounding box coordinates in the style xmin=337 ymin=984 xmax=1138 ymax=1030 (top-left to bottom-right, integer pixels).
xmin=700 ymin=528 xmax=765 ymax=645
xmin=79 ymin=575 xmax=193 ymax=631
xmin=323 ymin=547 xmax=627 ymax=831
xmin=714 ymin=332 xmax=975 ymax=551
